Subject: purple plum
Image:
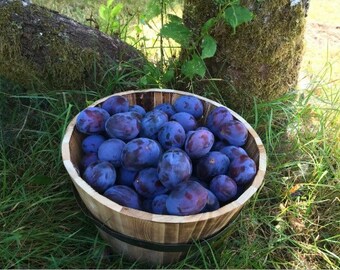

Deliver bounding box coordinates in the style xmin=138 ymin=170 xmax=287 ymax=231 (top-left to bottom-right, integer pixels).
xmin=97 ymin=138 xmax=125 ymax=167
xmin=173 ymin=95 xmax=204 ymax=119
xmin=228 ymin=155 xmax=257 ymax=185
xmin=220 ymin=146 xmax=248 ymax=161
xmin=166 ymin=181 xmax=208 ymax=216
xmin=184 ymin=129 xmax=215 ymax=159
xmin=157 ymin=121 xmax=186 ymax=150
xmin=216 ymin=120 xmax=248 ymax=146
xmin=104 ymin=185 xmax=142 ymax=210
xmin=81 ymin=135 xmax=106 ymax=153
xmin=151 ymin=194 xmax=169 ymax=214
xmin=116 ymin=167 xmax=138 ymax=187
xmin=140 ymin=110 xmax=168 ymax=139
xmin=76 ymin=107 xmax=110 ymax=134
xmin=158 ymin=149 xmax=192 ymax=190
xmin=196 ymin=151 xmax=230 ymax=180
xmin=101 ymin=95 xmax=129 ymax=115
xmin=105 ymin=112 xmax=141 ymax=140
xmin=133 ymin=168 xmax=168 ymax=198
xmin=83 ymin=161 xmax=116 ymax=193
xmin=209 ymin=175 xmax=237 ymax=202
xmin=170 ymin=112 xmax=197 ymax=132
xmin=154 ymin=103 xmax=176 ymax=117
xmin=129 ymin=104 xmax=146 ymax=117
xmin=206 ymin=106 xmax=233 ymax=136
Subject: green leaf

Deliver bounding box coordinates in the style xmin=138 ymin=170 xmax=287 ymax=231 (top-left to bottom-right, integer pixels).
xmin=167 ymin=14 xmax=183 ymax=24
xmin=201 ymin=35 xmax=217 ymax=59
xmin=110 ymin=3 xmax=123 ymax=18
xmin=160 ymin=22 xmax=192 ymax=46
xmin=202 ymin=17 xmax=217 ymax=34
xmin=142 ymin=0 xmax=161 ymax=22
xmin=224 ymin=5 xmax=253 ymax=32
xmin=162 ymin=68 xmax=175 ymax=83
xmin=31 ymin=174 xmax=53 ymax=185
xmin=181 ymin=54 xmax=206 ymax=79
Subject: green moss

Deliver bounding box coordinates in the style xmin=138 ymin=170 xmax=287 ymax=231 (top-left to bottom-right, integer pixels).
xmin=0 ymin=1 xmax=100 ymax=90
xmin=182 ymin=0 xmax=307 ymax=110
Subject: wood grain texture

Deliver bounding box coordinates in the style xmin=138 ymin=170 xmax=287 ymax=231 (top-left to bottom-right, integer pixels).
xmin=61 ymin=89 xmax=267 ymax=265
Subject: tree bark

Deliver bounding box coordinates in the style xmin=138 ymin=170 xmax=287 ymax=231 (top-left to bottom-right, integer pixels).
xmin=182 ymin=0 xmax=309 ymax=110
xmin=0 ymin=0 xmax=146 ymax=91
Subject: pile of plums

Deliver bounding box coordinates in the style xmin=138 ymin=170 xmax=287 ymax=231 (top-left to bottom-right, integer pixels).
xmin=75 ymin=94 xmax=257 ymax=216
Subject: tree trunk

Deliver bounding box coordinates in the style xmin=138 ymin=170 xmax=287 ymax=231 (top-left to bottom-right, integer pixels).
xmin=0 ymin=0 xmax=146 ymax=91
xmin=182 ymin=0 xmax=309 ymax=110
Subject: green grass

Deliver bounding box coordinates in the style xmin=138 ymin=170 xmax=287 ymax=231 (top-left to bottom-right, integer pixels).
xmin=1 ymin=65 xmax=339 ymax=268
xmin=1 ymin=0 xmax=340 ymax=269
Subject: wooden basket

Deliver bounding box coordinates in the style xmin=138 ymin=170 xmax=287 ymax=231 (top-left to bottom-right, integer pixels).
xmin=61 ymin=89 xmax=267 ymax=265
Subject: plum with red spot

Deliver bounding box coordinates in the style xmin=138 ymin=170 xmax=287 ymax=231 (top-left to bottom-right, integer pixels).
xmin=157 ymin=121 xmax=186 ymax=150
xmin=105 ymin=112 xmax=141 ymax=140
xmin=216 ymin=120 xmax=248 ymax=146
xmin=228 ymin=155 xmax=256 ymax=185
xmin=184 ymin=129 xmax=214 ymax=159
xmin=196 ymin=151 xmax=230 ymax=180
xmin=173 ymin=95 xmax=204 ymax=119
xmin=104 ymin=185 xmax=142 ymax=210
xmin=170 ymin=112 xmax=197 ymax=132
xmin=151 ymin=194 xmax=169 ymax=214
xmin=166 ymin=181 xmax=208 ymax=216
xmin=206 ymin=106 xmax=233 ymax=136
xmin=76 ymin=107 xmax=110 ymax=134
xmin=210 ymin=175 xmax=237 ymax=202
xmin=220 ymin=145 xmax=248 ymax=161
xmin=121 ymin=138 xmax=163 ymax=171
xmin=133 ymin=167 xmax=168 ymax=198
xmin=98 ymin=138 xmax=125 ymax=167
xmin=83 ymin=161 xmax=116 ymax=193
xmin=140 ymin=110 xmax=168 ymax=139
xmin=158 ymin=149 xmax=192 ymax=189
xmin=102 ymin=95 xmax=129 ymax=115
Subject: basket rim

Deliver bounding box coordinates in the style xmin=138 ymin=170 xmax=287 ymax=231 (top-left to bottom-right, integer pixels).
xmin=61 ymin=88 xmax=267 ymax=224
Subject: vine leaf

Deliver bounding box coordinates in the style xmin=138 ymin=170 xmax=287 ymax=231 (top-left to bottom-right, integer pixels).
xmin=201 ymin=35 xmax=217 ymax=59
xmin=181 ymin=54 xmax=206 ymax=79
xmin=224 ymin=5 xmax=253 ymax=32
xmin=160 ymin=18 xmax=192 ymax=46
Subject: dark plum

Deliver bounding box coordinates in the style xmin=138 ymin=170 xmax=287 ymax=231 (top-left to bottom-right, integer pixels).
xmin=83 ymin=161 xmax=116 ymax=193
xmin=102 ymin=95 xmax=129 ymax=115
xmin=116 ymin=167 xmax=138 ymax=187
xmin=121 ymin=138 xmax=163 ymax=171
xmin=158 ymin=149 xmax=192 ymax=189
xmin=196 ymin=151 xmax=230 ymax=180
xmin=184 ymin=129 xmax=214 ymax=159
xmin=170 ymin=112 xmax=197 ymax=132
xmin=209 ymin=175 xmax=237 ymax=202
xmin=105 ymin=112 xmax=141 ymax=140
xmin=133 ymin=168 xmax=168 ymax=198
xmin=81 ymin=152 xmax=98 ymax=169
xmin=157 ymin=121 xmax=186 ymax=150
xmin=129 ymin=105 xmax=146 ymax=117
xmin=151 ymin=194 xmax=169 ymax=214
xmin=201 ymin=189 xmax=220 ymax=212
xmin=228 ymin=155 xmax=256 ymax=185
xmin=211 ymin=140 xmax=229 ymax=151
xmin=142 ymin=198 xmax=153 ymax=212
xmin=166 ymin=181 xmax=208 ymax=216
xmin=76 ymin=107 xmax=110 ymax=134
xmin=216 ymin=120 xmax=248 ymax=146
xmin=82 ymin=135 xmax=106 ymax=154
xmin=173 ymin=95 xmax=204 ymax=119
xmin=140 ymin=110 xmax=168 ymax=139
xmin=206 ymin=107 xmax=233 ymax=136
xmin=104 ymin=185 xmax=142 ymax=210
xmin=220 ymin=146 xmax=248 ymax=161
xmin=154 ymin=103 xmax=176 ymax=117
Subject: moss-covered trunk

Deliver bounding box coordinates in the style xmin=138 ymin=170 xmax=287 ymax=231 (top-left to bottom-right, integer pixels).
xmin=0 ymin=0 xmax=146 ymax=91
xmin=182 ymin=0 xmax=308 ymax=110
